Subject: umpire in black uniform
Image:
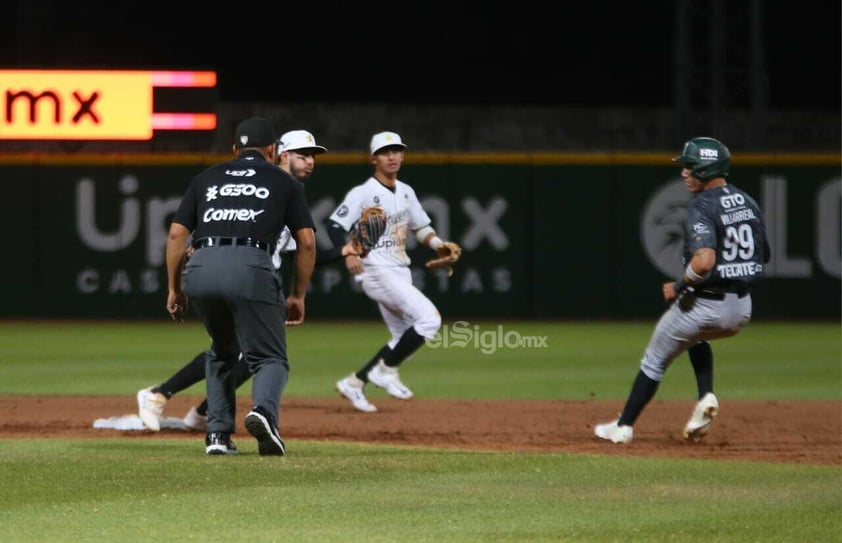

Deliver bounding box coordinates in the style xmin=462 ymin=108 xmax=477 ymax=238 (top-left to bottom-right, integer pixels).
xmin=165 ymin=117 xmax=316 ymax=456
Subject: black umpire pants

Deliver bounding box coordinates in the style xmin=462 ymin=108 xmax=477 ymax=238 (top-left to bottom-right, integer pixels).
xmin=183 ymin=245 xmax=288 ymax=434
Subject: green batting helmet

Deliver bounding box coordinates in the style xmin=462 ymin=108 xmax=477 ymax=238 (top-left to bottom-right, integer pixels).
xmin=672 ymin=137 xmax=731 ymax=181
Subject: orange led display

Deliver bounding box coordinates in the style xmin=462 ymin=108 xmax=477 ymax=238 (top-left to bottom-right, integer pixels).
xmin=0 ymin=70 xmax=216 ymax=140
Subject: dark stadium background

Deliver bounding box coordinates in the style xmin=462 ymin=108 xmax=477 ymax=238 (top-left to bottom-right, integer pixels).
xmin=3 ymin=0 xmax=839 ymax=109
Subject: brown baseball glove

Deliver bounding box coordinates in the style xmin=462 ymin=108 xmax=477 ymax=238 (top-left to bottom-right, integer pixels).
xmin=350 ymin=206 xmax=388 ymax=257
xmin=425 ymin=241 xmax=462 ymax=276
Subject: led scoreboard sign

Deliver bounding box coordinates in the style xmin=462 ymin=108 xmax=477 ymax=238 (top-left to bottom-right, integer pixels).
xmin=0 ymin=70 xmax=217 ymax=140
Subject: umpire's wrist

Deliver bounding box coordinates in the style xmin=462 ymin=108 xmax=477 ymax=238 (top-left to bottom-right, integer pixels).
xmin=674 ymin=277 xmax=688 ymax=293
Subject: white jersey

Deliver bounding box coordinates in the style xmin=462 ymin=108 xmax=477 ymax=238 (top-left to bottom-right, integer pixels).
xmin=271 ymin=227 xmax=296 ymax=269
xmin=330 ymin=177 xmax=431 ymax=267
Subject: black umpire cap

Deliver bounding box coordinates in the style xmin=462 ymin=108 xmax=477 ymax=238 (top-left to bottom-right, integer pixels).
xmin=234 ymin=117 xmax=277 ymax=148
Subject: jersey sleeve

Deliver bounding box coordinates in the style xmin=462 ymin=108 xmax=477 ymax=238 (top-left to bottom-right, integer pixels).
xmin=684 ymin=199 xmax=718 ymax=253
xmin=276 ymin=227 xmax=296 ymax=252
xmin=284 ymin=182 xmax=316 ymax=233
xmin=172 ymin=181 xmax=198 ymax=232
xmin=328 ymin=186 xmax=366 ymax=232
xmin=271 ymin=227 xmax=296 ymax=269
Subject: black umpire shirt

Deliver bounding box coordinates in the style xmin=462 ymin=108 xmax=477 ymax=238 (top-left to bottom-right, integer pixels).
xmin=173 ymin=150 xmax=314 ymax=249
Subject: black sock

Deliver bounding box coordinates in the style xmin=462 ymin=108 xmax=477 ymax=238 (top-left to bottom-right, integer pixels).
xmin=196 ymin=399 xmax=208 ymax=416
xmin=355 ymin=345 xmax=393 ymax=382
xmin=382 ymin=327 xmax=426 ymax=368
xmin=618 ymin=370 xmax=660 ymax=427
xmin=156 ymin=351 xmax=207 ymax=398
xmin=688 ymin=341 xmax=713 ymax=399
xmin=150 ymin=384 xmax=172 ymax=399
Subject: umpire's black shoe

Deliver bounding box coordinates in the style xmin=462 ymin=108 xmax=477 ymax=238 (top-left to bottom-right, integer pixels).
xmin=244 ymin=406 xmax=286 ymax=456
xmin=205 ymin=432 xmax=238 ymax=455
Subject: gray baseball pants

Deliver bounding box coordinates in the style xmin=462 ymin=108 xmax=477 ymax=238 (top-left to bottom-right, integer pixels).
xmin=183 ymin=246 xmax=288 ymax=433
xmin=640 ymin=293 xmax=752 ymax=381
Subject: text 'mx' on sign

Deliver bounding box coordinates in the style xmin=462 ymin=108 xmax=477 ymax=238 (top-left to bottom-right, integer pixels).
xmin=0 ymin=70 xmax=217 ymax=140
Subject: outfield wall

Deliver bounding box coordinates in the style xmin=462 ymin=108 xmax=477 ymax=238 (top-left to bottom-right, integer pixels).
xmin=1 ymin=152 xmax=838 ymax=320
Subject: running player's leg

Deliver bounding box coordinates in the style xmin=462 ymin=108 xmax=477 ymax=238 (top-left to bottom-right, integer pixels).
xmin=137 ymin=351 xmax=208 ymax=429
xmin=155 ymin=351 xmax=208 ymax=398
xmin=686 ymin=294 xmax=752 ymax=401
xmin=380 ymin=285 xmax=440 ymax=368
xmin=681 ymin=295 xmax=753 ymax=439
xmin=361 ymin=268 xmax=440 ymax=371
xmin=360 ymin=269 xmax=440 ymax=399
xmin=617 ymin=302 xmax=700 ymax=426
xmin=688 ymin=341 xmax=713 ymax=400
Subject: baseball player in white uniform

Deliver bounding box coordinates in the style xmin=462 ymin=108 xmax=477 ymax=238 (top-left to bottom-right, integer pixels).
xmin=271 ymin=129 xmax=329 ymax=269
xmin=332 ymin=131 xmax=454 ymax=412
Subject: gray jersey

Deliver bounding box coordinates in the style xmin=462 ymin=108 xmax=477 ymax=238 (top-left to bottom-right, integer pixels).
xmin=640 ymin=183 xmax=767 ymax=382
xmin=684 ymin=184 xmax=767 ymax=289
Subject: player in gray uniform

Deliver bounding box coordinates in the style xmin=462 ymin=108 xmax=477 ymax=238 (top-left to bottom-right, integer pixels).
xmin=166 ymin=118 xmax=316 ymax=455
xmin=594 ymin=137 xmax=770 ymax=444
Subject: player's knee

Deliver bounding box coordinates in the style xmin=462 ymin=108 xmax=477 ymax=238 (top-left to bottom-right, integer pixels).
xmin=414 ymin=311 xmax=442 ymax=339
xmin=640 ymin=354 xmax=665 ymax=382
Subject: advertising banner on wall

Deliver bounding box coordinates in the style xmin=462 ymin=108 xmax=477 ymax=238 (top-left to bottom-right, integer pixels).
xmin=1 ymin=156 xmax=838 ymax=320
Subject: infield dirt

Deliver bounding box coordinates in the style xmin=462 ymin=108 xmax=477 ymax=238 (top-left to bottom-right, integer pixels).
xmin=1 ymin=396 xmax=839 ymax=465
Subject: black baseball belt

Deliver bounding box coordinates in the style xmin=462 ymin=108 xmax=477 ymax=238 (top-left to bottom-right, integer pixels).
xmin=191 ymin=236 xmax=271 ymax=253
xmin=692 ymin=284 xmax=750 ymax=301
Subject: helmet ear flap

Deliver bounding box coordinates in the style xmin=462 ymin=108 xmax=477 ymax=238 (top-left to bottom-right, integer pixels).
xmin=694 ymin=164 xmax=715 ymax=181
xmin=690 ymin=160 xmax=729 ymax=181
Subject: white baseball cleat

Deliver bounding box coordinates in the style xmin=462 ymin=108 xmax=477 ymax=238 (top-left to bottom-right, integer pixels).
xmin=684 ymin=392 xmax=719 ymax=441
xmin=137 ymin=386 xmax=167 ymax=431
xmin=367 ymin=361 xmax=414 ymax=400
xmin=594 ymin=418 xmax=634 ymax=444
xmin=336 ymin=375 xmax=377 ymax=413
xmin=182 ymin=406 xmax=208 ymax=432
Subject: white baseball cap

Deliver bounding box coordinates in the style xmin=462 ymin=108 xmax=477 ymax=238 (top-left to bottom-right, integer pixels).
xmin=370 ymin=131 xmax=407 ymax=154
xmin=278 ymin=130 xmax=327 ymax=154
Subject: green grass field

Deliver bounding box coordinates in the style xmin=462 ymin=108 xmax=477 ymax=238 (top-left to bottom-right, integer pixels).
xmin=1 ymin=319 xmax=840 ymax=542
